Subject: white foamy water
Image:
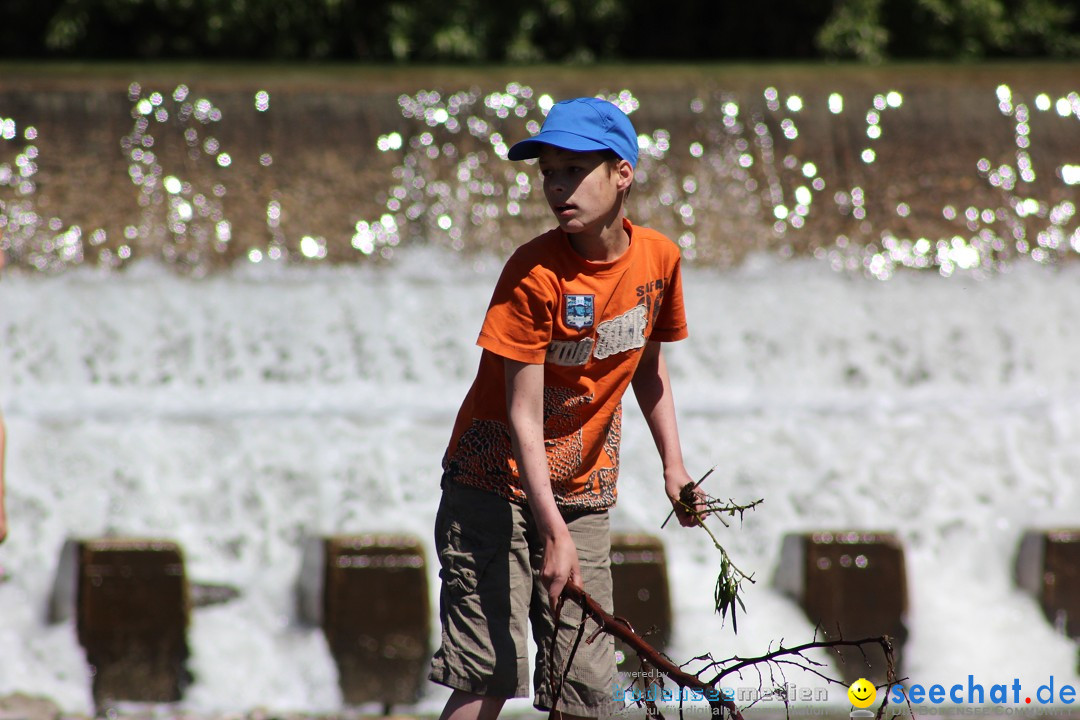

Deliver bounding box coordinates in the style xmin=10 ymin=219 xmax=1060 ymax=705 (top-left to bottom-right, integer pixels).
xmin=1 ymin=248 xmax=1079 ymax=714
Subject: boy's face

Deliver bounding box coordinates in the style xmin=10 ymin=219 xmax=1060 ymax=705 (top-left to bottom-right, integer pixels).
xmin=537 ymin=146 xmax=633 ymax=235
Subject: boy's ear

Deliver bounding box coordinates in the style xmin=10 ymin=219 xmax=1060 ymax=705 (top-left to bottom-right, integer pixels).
xmin=616 ymin=159 xmax=634 ymax=191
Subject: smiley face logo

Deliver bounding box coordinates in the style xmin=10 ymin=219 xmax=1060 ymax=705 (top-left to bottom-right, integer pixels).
xmin=848 ymin=678 xmax=877 ymax=708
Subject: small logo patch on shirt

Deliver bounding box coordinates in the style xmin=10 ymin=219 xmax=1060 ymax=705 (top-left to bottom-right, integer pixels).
xmin=564 ymin=294 xmax=595 ymax=329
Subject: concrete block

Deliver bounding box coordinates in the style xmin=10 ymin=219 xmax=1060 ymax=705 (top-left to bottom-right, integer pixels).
xmin=610 ymin=534 xmax=672 ymax=663
xmin=59 ymin=538 xmax=191 ymax=707
xmin=776 ymin=531 xmax=907 ymax=684
xmin=0 ymin=693 xmax=62 ymax=720
xmin=300 ymin=534 xmax=430 ymax=708
xmin=1016 ymin=529 xmax=1080 ymax=638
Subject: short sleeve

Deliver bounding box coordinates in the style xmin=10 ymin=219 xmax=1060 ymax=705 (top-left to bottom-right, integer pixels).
xmin=477 ymin=252 xmax=557 ymax=363
xmin=650 ymin=254 xmax=688 ymax=342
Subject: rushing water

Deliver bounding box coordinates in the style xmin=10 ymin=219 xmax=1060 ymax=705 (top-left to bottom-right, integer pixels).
xmin=4 ymin=252 xmax=1080 ymax=713
xmin=1 ymin=67 xmax=1080 ymax=714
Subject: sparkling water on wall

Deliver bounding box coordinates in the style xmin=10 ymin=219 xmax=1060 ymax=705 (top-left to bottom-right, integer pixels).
xmin=1 ymin=69 xmax=1078 ymax=277
xmin=1 ymin=68 xmax=1080 ymax=713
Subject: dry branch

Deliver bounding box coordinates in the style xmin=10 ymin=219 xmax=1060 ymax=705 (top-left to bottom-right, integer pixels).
xmin=551 ymin=582 xmax=745 ymax=720
xmin=550 ymin=583 xmax=899 ymax=720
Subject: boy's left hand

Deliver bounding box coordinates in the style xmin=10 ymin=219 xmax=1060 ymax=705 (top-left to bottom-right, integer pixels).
xmin=665 ymin=466 xmax=704 ymax=527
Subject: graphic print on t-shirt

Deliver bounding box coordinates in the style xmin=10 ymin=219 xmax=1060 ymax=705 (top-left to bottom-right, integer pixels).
xmin=593 ymin=304 xmax=648 ymax=360
xmin=546 ymin=298 xmax=653 ymax=367
xmin=546 ymin=337 xmax=594 ymax=367
xmin=446 ymin=386 xmax=604 ymax=504
xmin=579 ymin=403 xmax=621 ymax=508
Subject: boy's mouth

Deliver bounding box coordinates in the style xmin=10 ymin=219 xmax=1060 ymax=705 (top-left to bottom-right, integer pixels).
xmin=554 ymin=203 xmax=576 ymax=216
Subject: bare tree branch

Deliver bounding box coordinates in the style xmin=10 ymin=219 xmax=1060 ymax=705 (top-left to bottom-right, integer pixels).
xmin=548 ymin=583 xmax=902 ymax=720
xmin=551 ymin=582 xmax=745 ymax=720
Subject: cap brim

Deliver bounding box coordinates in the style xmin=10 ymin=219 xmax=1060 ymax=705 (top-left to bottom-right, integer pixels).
xmin=507 ymin=131 xmax=611 ymax=160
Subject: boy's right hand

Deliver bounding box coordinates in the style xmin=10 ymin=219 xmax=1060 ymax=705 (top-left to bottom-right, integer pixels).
xmin=540 ymin=528 xmax=581 ymax=611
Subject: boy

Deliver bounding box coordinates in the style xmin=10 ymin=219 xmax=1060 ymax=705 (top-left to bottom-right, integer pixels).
xmin=431 ymin=97 xmax=699 ymax=720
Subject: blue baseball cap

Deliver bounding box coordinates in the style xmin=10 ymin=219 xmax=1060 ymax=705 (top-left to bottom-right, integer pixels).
xmin=507 ymin=97 xmax=639 ymax=167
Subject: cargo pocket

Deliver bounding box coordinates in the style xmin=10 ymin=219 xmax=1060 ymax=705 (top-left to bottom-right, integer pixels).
xmin=437 ymin=517 xmax=499 ymax=598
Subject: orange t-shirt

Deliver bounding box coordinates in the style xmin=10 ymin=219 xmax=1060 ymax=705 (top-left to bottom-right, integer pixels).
xmin=442 ymin=218 xmax=689 ymax=511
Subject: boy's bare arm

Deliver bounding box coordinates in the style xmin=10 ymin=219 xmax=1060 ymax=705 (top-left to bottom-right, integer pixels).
xmin=504 ymin=359 xmax=580 ymax=608
xmin=631 ymin=341 xmax=701 ymax=526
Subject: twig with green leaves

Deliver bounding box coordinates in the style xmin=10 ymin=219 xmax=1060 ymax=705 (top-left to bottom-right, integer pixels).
xmin=664 ymin=466 xmax=763 ymax=632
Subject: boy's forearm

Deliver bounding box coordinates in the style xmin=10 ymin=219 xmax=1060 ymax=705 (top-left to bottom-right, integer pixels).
xmin=632 ymin=342 xmax=688 ymax=474
xmin=633 ymin=343 xmax=700 ymax=526
xmin=504 ymin=358 xmax=580 ymax=605
xmin=503 ymin=360 xmax=567 ymax=537
xmin=509 ymin=414 xmax=565 ymax=536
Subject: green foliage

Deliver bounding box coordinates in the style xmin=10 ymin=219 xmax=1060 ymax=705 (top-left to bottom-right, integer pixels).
xmin=1003 ymin=0 xmax=1080 ymax=56
xmin=912 ymin=0 xmax=1014 ymax=57
xmin=818 ymin=0 xmax=1080 ymax=60
xmin=1 ymin=0 xmax=1078 ymax=61
xmin=713 ymin=548 xmax=749 ymax=633
xmin=816 ymin=0 xmax=890 ymax=62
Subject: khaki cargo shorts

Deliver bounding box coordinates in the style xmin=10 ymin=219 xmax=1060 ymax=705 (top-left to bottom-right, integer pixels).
xmin=430 ymin=480 xmax=619 ymax=717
